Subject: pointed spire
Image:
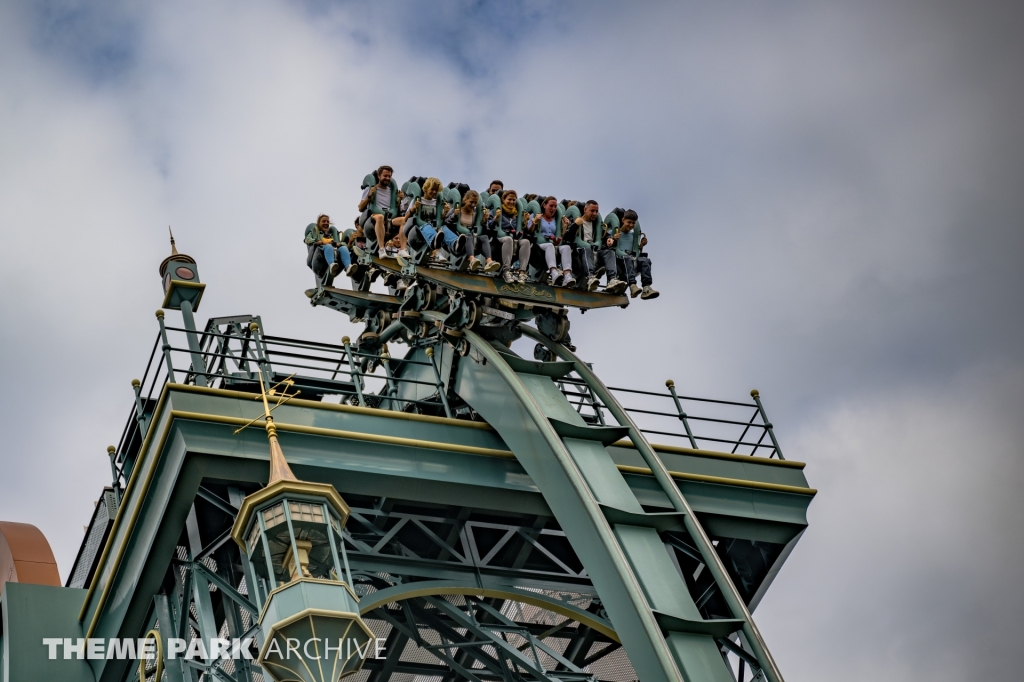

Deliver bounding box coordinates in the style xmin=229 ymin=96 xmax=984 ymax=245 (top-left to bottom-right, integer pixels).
xmin=169 ymin=226 xmax=179 ymax=255
xmin=251 ymin=323 xmax=298 ymax=484
xmin=265 ymin=418 xmax=299 ymax=484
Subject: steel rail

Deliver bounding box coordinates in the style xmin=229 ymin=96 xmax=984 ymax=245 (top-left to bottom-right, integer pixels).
xmin=523 ymin=325 xmax=786 ymax=682
xmin=450 ymin=317 xmax=688 ymax=682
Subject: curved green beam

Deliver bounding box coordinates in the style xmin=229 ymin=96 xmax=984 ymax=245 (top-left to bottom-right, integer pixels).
xmin=523 ymin=325 xmax=785 ymax=682
xmin=428 ymin=313 xmax=686 ymax=682
xmin=358 ymin=579 xmax=619 ymax=642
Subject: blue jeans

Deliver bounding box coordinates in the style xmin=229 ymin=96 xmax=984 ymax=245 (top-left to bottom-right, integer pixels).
xmin=440 ymin=225 xmax=460 ymax=249
xmin=419 ymin=223 xmax=438 ymax=246
xmin=620 ymin=255 xmax=652 ymax=287
xmin=320 ymin=244 xmax=350 ymax=268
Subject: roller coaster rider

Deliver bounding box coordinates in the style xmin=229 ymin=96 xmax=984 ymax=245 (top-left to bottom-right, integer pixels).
xmin=443 ymin=189 xmax=502 ymax=273
xmin=531 ymin=196 xmax=575 ymax=287
xmin=304 ymin=214 xmax=353 ymax=286
xmin=485 ymin=189 xmax=532 ymax=284
xmin=357 ymin=165 xmax=397 ymax=260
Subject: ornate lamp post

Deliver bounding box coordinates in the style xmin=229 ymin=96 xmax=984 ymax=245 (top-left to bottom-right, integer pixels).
xmin=230 ymin=372 xmax=372 ymax=681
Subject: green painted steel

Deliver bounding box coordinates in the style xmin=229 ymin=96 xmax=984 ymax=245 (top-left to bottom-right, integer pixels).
xmin=1 ymin=584 xmax=95 ymax=682
xmin=452 ymin=327 xmax=736 ymax=682
xmin=68 ymin=376 xmax=810 ymax=680
xmin=525 ymin=326 xmax=785 ymax=682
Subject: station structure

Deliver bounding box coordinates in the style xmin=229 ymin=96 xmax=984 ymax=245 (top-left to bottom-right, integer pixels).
xmin=0 ymin=234 xmax=815 ymax=682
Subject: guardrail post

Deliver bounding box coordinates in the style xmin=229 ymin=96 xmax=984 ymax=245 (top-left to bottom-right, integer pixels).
xmin=131 ymin=378 xmax=149 ymax=439
xmin=342 ymin=336 xmax=366 ymax=407
xmin=666 ymin=380 xmax=699 ymax=449
xmin=156 ymin=310 xmax=177 ymax=383
xmin=106 ymin=445 xmax=121 ymax=504
xmin=249 ymin=322 xmax=273 ymax=387
xmin=426 ymin=346 xmax=453 ymax=419
xmin=178 ymin=299 xmax=208 ymax=386
xmin=751 ymin=389 xmax=785 ymax=460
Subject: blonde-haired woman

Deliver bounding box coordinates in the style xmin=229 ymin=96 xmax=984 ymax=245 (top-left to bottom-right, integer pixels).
xmin=398 ymin=177 xmax=444 ymax=256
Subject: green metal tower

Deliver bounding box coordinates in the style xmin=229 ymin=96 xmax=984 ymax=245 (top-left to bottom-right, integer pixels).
xmin=0 ymin=236 xmax=814 ymax=682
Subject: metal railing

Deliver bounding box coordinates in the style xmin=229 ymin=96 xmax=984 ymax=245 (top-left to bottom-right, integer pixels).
xmin=558 ymin=377 xmax=784 ymax=459
xmin=107 ymin=314 xmax=461 ymax=493
xmin=107 ymin=316 xmax=786 ymax=495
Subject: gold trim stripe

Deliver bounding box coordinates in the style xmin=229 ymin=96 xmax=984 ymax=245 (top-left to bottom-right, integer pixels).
xmin=81 ymin=390 xmax=814 ymax=635
xmin=80 ymin=388 xmax=176 ymax=631
xmin=174 ymin=410 xmax=815 ymax=495
xmin=170 ymin=410 xmax=516 ymax=459
xmin=610 ymin=439 xmax=806 ymax=469
xmin=616 ymin=465 xmax=817 ymax=496
xmin=357 ymin=585 xmax=619 ymax=642
xmin=169 ymin=383 xmax=494 ymax=430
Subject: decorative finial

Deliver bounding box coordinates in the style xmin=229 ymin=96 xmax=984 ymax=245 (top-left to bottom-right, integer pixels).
xmin=666 ymin=379 xmax=675 ymax=388
xmin=232 ymin=371 xmax=302 ymax=485
xmin=131 ymin=379 xmax=140 ymax=388
xmin=155 ymin=309 xmax=164 ymax=319
xmin=750 ymin=389 xmax=759 ymax=398
xmin=107 ymin=445 xmax=116 ymax=455
xmin=168 ymin=226 xmax=178 ymax=255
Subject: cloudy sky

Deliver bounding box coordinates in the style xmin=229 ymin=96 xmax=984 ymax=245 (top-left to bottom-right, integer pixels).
xmin=1 ymin=0 xmax=1022 ymax=679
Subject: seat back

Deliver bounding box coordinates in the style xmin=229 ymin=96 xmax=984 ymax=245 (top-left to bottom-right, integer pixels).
xmin=563 ymin=202 xmax=603 ymax=246
xmin=525 ymin=198 xmax=565 ymax=244
xmin=362 ymin=172 xmax=399 ymax=216
xmin=407 ymin=180 xmax=444 ymax=229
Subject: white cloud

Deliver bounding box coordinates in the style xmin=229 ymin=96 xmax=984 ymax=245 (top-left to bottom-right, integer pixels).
xmin=0 ymin=1 xmax=1022 ymax=678
xmin=757 ymin=360 xmax=1024 ymax=681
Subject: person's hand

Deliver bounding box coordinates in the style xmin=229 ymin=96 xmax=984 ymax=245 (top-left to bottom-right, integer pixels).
xmin=640 ymin=236 xmax=648 ymax=248
xmin=368 ymin=186 xmax=377 ymax=198
xmin=561 ymin=216 xmax=569 ymax=228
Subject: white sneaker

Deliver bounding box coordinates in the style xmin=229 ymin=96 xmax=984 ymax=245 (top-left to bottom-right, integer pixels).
xmin=605 ymin=279 xmax=627 ymax=295
xmin=586 ymin=276 xmax=600 ymax=292
xmin=378 ymin=248 xmax=387 ymax=259
xmin=469 ymin=257 xmax=482 ymax=272
xmin=641 ymin=286 xmax=660 ymax=300
xmin=397 ymin=249 xmax=411 ymax=259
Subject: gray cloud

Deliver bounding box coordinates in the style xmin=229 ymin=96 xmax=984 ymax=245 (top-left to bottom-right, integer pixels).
xmin=1 ymin=0 xmax=1021 ymax=679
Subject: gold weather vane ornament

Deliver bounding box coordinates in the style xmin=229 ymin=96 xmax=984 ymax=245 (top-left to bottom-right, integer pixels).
xmin=168 ymin=226 xmax=178 ymax=255
xmin=233 ymin=364 xmax=302 ymax=484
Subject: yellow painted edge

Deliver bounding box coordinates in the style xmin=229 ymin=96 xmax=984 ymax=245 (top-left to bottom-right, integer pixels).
xmin=257 ymin=578 xmax=361 ymax=625
xmin=82 ymin=395 xmax=177 ymax=634
xmin=170 ymin=410 xmax=516 ymax=459
xmin=617 ymin=464 xmax=817 ymax=496
xmin=610 ymin=439 xmax=806 ymax=470
xmin=160 ymin=280 xmax=206 ymax=310
xmin=82 ymin=391 xmax=813 ymax=633
xmin=79 ymin=384 xmax=173 ymax=622
xmin=168 ymin=383 xmax=494 ymax=430
xmin=357 ymin=585 xmax=619 ymax=642
xmin=176 ymin=410 xmax=813 ymax=494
